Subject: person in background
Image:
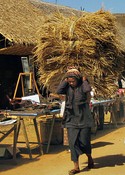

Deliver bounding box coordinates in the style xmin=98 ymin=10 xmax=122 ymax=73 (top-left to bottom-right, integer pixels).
xmin=56 ymin=68 xmax=94 ymax=175
xmin=0 ymin=86 xmax=12 ymax=110
xmin=118 ymin=75 xmax=125 ymax=89
xmin=121 ymin=75 xmax=125 ymax=89
xmin=118 ymin=76 xmax=123 ymax=89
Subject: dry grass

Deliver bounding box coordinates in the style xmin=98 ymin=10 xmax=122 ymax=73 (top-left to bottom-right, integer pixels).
xmin=34 ymin=10 xmax=125 ymax=98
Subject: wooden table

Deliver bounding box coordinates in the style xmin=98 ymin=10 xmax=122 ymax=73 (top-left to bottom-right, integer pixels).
xmin=0 ymin=118 xmax=17 ymax=164
xmin=8 ymin=109 xmax=61 ymax=157
xmin=8 ymin=110 xmax=44 ymax=159
xmin=45 ymin=109 xmax=61 ymax=153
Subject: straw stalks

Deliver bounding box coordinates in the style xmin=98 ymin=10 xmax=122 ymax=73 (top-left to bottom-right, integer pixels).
xmin=34 ymin=10 xmax=125 ymax=98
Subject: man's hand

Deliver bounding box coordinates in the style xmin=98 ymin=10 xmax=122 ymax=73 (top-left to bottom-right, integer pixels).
xmin=49 ymin=93 xmax=65 ymax=101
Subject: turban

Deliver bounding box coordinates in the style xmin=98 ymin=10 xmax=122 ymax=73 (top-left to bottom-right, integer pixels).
xmin=65 ymin=68 xmax=82 ymax=80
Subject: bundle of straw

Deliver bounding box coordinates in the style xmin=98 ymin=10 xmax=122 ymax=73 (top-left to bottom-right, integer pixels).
xmin=34 ymin=10 xmax=125 ymax=98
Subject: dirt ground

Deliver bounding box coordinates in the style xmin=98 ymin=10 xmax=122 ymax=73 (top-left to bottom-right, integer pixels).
xmin=0 ymin=116 xmax=125 ymax=175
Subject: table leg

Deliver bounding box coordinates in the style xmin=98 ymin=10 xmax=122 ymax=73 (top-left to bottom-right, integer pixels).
xmin=33 ymin=118 xmax=43 ymax=155
xmin=12 ymin=124 xmax=17 ymax=163
xmin=0 ymin=126 xmax=15 ymax=142
xmin=110 ymin=105 xmax=118 ymax=128
xmin=16 ymin=118 xmax=21 ymax=140
xmin=20 ymin=118 xmax=32 ymax=159
xmin=46 ymin=114 xmax=56 ymax=153
xmin=0 ymin=122 xmax=18 ymax=164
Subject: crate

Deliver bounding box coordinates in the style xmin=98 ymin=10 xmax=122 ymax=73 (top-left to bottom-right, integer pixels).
xmin=40 ymin=118 xmax=63 ymax=145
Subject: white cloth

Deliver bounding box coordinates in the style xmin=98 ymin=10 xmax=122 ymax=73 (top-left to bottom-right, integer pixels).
xmin=121 ymin=79 xmax=125 ymax=88
xmin=60 ymin=101 xmax=65 ymax=117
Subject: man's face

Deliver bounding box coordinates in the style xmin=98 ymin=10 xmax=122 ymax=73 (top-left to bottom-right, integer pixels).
xmin=67 ymin=77 xmax=78 ymax=87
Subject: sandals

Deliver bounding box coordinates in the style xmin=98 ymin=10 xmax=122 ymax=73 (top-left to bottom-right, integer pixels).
xmin=88 ymin=161 xmax=94 ymax=169
xmin=68 ymin=169 xmax=80 ymax=175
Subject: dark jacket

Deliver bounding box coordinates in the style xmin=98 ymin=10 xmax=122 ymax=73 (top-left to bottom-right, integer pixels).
xmin=57 ymin=80 xmax=93 ymax=128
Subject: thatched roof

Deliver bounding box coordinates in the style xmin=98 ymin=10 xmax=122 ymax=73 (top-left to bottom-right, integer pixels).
xmin=31 ymin=0 xmax=82 ymax=17
xmin=0 ymin=0 xmax=43 ymax=45
xmin=0 ymin=45 xmax=34 ymax=56
xmin=114 ymin=14 xmax=125 ymax=48
xmin=0 ymin=0 xmax=82 ymax=55
xmin=0 ymin=0 xmax=125 ymax=56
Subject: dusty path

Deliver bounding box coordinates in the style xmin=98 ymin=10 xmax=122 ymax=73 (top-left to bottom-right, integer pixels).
xmin=0 ymin=124 xmax=125 ymax=175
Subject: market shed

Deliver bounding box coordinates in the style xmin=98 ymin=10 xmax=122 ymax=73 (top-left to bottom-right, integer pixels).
xmin=0 ymin=0 xmax=43 ymax=103
xmin=0 ymin=0 xmax=83 ymax=108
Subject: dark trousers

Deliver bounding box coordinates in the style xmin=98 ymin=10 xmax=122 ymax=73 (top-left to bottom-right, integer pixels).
xmin=67 ymin=127 xmax=91 ymax=162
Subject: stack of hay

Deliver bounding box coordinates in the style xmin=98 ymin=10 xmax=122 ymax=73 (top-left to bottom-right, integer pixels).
xmin=34 ymin=10 xmax=125 ymax=98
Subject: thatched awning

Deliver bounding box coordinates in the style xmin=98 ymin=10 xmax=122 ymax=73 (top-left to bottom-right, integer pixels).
xmin=0 ymin=45 xmax=34 ymax=56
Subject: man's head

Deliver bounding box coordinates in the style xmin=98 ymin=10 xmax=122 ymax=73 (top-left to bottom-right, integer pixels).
xmin=65 ymin=68 xmax=82 ymax=87
xmin=67 ymin=77 xmax=78 ymax=87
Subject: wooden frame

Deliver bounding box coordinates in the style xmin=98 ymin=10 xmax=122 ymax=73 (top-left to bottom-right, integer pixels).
xmin=13 ymin=72 xmax=40 ymax=100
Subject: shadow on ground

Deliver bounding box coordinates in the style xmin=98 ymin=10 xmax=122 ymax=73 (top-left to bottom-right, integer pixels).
xmin=0 ymin=124 xmax=124 ymax=173
xmin=81 ymin=154 xmax=125 ymax=172
xmin=92 ymin=141 xmax=114 ymax=149
xmin=0 ymin=144 xmax=68 ymax=172
xmin=91 ymin=123 xmax=125 ymax=141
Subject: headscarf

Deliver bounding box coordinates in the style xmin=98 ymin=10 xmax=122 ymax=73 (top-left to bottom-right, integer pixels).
xmin=65 ymin=68 xmax=82 ymax=80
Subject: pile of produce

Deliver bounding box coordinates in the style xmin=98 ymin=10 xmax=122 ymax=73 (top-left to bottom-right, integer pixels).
xmin=34 ymin=10 xmax=125 ymax=98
